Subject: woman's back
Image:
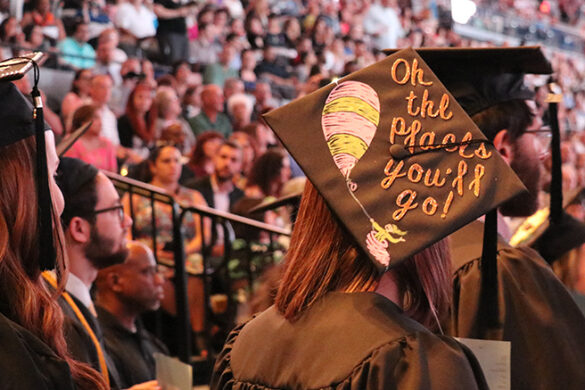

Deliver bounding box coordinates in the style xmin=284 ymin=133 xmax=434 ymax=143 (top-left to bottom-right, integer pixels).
xmin=212 ymin=292 xmax=487 ymax=390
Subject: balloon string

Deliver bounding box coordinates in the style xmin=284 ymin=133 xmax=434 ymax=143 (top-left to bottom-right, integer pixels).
xmin=346 ymin=178 xmax=374 ymax=222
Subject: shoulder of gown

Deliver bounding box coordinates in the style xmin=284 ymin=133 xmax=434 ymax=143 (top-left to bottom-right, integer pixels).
xmin=211 ymin=293 xmax=488 ymax=390
xmin=0 ymin=312 xmax=76 ymax=390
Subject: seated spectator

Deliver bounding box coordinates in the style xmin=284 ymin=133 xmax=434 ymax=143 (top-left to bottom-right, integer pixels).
xmin=240 ymin=49 xmax=258 ymax=91
xmin=94 ymin=241 xmax=168 ymax=389
xmin=114 ymin=0 xmax=157 ymax=46
xmin=202 ymin=43 xmax=239 ymax=87
xmin=122 ymin=145 xmax=210 ymax=352
xmin=223 ymin=77 xmax=245 ymax=105
xmin=153 ymin=86 xmax=195 ymax=155
xmin=172 ymin=60 xmax=193 ymax=99
xmin=57 ymin=20 xmax=95 ymax=70
xmin=65 ymin=104 xmax=118 ymax=172
xmin=231 ymin=149 xmax=291 ymax=243
xmin=21 ymin=0 xmax=65 ymax=41
xmin=241 ymin=120 xmax=276 ymax=155
xmin=188 ymin=84 xmax=233 ymax=137
xmin=182 ymin=84 xmax=202 ymax=119
xmin=0 ymin=17 xmax=26 ymax=58
xmin=118 ymin=83 xmax=155 ymax=153
xmin=110 ymin=58 xmax=144 ymax=116
xmin=89 ymin=74 xmax=119 ymax=145
xmin=61 ymin=68 xmax=93 ymax=132
xmin=75 ymin=0 xmax=113 ymax=40
xmin=93 ymin=40 xmax=122 ymax=86
xmin=188 ymin=21 xmax=221 ymax=66
xmin=184 ymin=141 xmax=244 ymax=255
xmin=183 ymin=130 xmax=224 ymax=183
xmin=229 ymin=131 xmax=257 ymax=184
xmin=227 ymin=92 xmax=253 ymax=132
xmin=251 ymin=81 xmax=276 ymax=120
xmin=245 ymin=13 xmax=264 ymax=50
xmin=283 ymin=16 xmax=301 ymax=49
xmin=23 ymin=23 xmax=56 ymax=62
xmin=97 ymin=28 xmax=127 ymax=64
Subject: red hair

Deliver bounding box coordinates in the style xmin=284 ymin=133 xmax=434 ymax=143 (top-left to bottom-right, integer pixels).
xmin=125 ymin=83 xmax=156 ymax=143
xmin=0 ymin=136 xmax=107 ymax=390
xmin=275 ymin=181 xmax=451 ymax=330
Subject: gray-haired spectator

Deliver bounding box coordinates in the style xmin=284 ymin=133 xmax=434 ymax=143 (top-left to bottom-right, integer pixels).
xmin=227 ymin=92 xmax=253 ymax=132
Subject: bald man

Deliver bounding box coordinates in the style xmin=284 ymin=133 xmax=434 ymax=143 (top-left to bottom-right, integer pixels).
xmin=188 ymin=84 xmax=233 ymax=137
xmin=95 ymin=241 xmax=168 ymax=389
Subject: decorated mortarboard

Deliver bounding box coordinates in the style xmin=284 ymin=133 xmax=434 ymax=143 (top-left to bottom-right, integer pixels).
xmin=262 ymin=48 xmax=526 ymax=271
xmin=0 ymin=53 xmax=55 ymax=270
xmin=383 ymin=47 xmax=553 ymax=118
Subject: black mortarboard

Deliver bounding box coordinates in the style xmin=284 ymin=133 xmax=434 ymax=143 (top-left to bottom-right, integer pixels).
xmin=383 ymin=46 xmax=553 ymax=117
xmin=263 ymin=48 xmax=526 ymax=271
xmin=0 ymin=53 xmax=55 ymax=270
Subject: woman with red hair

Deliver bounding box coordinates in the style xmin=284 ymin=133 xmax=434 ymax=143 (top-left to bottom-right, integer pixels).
xmin=0 ymin=82 xmax=106 ymax=389
xmin=211 ymin=182 xmax=487 ymax=389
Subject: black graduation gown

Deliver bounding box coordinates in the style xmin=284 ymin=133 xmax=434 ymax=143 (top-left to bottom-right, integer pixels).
xmin=211 ymin=292 xmax=488 ymax=390
xmin=0 ymin=312 xmax=75 ymax=390
xmin=58 ymin=294 xmax=123 ymax=389
xmin=448 ymin=220 xmax=585 ymax=390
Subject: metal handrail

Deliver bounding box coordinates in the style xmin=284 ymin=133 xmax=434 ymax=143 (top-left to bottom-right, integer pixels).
xmin=104 ymin=171 xmax=291 ymax=363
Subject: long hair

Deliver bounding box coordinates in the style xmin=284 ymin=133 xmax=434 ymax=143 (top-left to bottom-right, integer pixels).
xmin=0 ymin=136 xmax=107 ymax=390
xmin=247 ymin=149 xmax=286 ymax=197
xmin=275 ymin=182 xmax=452 ymax=331
xmin=188 ymin=130 xmax=224 ymax=167
xmin=125 ymin=83 xmax=156 ymax=143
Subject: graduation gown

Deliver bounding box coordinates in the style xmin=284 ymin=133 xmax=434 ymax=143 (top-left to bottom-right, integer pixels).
xmin=211 ymin=292 xmax=488 ymax=390
xmin=58 ymin=293 xmax=123 ymax=389
xmin=0 ymin=311 xmax=75 ymax=390
xmin=448 ymin=220 xmax=585 ymax=390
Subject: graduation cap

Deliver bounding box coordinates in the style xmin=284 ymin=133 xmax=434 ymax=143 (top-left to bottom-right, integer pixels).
xmin=383 ymin=46 xmax=552 ymax=117
xmin=0 ymin=53 xmax=56 ymax=270
xmin=262 ymin=48 xmax=526 ymax=271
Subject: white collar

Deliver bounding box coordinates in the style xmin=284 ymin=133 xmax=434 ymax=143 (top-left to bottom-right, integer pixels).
xmin=65 ymin=272 xmax=94 ymax=312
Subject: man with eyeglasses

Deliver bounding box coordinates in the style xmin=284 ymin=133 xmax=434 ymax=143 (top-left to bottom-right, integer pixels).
xmin=54 ymin=157 xmax=159 ymax=390
xmin=410 ymin=47 xmax=585 ymax=389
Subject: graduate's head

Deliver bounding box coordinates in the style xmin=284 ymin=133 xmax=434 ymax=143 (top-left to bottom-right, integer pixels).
xmin=266 ymin=48 xmax=527 ymax=327
xmin=275 ymin=181 xmax=451 ymax=330
xmin=58 ymin=158 xmax=132 ymax=270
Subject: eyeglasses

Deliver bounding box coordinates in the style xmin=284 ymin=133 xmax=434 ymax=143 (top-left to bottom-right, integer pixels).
xmin=92 ymin=205 xmax=125 ymax=222
xmin=525 ymin=128 xmax=552 ymax=155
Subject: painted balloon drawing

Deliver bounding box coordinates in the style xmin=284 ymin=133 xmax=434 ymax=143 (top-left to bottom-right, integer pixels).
xmin=321 ymin=80 xmax=407 ymax=267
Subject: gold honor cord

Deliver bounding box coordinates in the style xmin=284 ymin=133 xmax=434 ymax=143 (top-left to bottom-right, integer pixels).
xmin=42 ymin=271 xmax=110 ymax=387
